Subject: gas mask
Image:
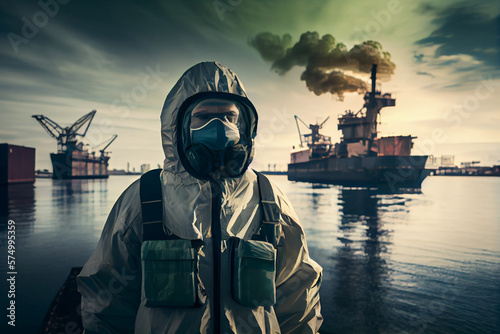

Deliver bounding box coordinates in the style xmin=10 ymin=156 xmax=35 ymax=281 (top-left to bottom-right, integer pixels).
xmin=183 ymin=98 xmax=250 ymax=178
xmin=190 ymin=118 xmax=240 ymax=151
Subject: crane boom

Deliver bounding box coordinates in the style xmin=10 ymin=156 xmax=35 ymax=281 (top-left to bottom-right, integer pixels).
xmin=32 ymin=115 xmax=64 ymax=140
xmin=100 ymin=134 xmax=118 ymax=153
xmin=67 ymin=110 xmax=96 ymax=138
xmin=294 ymin=115 xmax=304 ymax=147
xmin=319 ymin=116 xmax=330 ymax=128
xmin=295 ymin=115 xmax=309 ymax=128
xmin=32 ymin=110 xmax=98 ymax=153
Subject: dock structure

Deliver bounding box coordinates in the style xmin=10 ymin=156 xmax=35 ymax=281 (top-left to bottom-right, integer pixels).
xmin=38 ymin=267 xmax=83 ymax=334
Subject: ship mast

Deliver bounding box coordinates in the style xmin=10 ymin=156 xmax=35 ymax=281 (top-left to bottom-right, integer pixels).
xmin=363 ymin=64 xmax=396 ymax=140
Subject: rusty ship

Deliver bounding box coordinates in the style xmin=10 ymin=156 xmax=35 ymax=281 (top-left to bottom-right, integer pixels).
xmin=288 ymin=64 xmax=429 ymax=189
xmin=32 ymin=110 xmax=117 ymax=179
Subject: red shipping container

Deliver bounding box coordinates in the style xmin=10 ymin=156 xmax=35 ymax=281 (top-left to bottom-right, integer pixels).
xmin=0 ymin=143 xmax=36 ymax=184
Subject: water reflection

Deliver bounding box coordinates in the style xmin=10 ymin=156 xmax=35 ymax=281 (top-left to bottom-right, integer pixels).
xmin=0 ymin=178 xmax=114 ymax=334
xmin=51 ymin=179 xmax=108 ymax=208
xmin=51 ymin=179 xmax=108 ymax=199
xmin=49 ymin=179 xmax=109 ymax=229
xmin=0 ymin=183 xmax=35 ymax=225
xmin=328 ymin=188 xmax=395 ymax=334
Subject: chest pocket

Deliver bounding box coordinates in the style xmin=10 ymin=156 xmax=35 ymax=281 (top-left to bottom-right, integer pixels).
xmin=230 ymin=171 xmax=282 ymax=308
xmin=141 ymin=239 xmax=204 ymax=307
xmin=230 ymin=238 xmax=276 ymax=308
xmin=140 ymin=169 xmax=206 ymax=308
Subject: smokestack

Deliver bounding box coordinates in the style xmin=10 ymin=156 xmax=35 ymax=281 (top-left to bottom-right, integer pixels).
xmin=371 ymin=64 xmax=377 ymax=93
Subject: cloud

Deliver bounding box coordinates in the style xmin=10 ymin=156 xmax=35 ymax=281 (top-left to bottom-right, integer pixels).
xmin=413 ymin=53 xmax=426 ymax=64
xmin=415 ymin=1 xmax=500 ymax=69
xmin=416 ymin=71 xmax=435 ymax=78
xmin=250 ymin=31 xmax=395 ymax=99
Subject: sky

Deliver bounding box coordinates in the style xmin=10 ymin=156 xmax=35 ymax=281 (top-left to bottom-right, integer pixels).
xmin=0 ymin=0 xmax=499 ymax=172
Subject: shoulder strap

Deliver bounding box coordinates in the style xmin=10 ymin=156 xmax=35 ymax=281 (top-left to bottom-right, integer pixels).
xmin=140 ymin=168 xmax=168 ymax=241
xmin=254 ymin=171 xmax=281 ymax=247
xmin=140 ymin=168 xmax=281 ymax=245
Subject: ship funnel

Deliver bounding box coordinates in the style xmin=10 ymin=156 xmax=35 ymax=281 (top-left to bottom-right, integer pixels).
xmin=371 ymin=64 xmax=377 ymax=93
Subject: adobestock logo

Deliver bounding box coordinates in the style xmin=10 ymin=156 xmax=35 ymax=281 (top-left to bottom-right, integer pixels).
xmin=7 ymin=0 xmax=72 ymax=55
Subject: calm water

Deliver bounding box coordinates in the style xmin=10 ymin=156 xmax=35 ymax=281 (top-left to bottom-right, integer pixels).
xmin=1 ymin=175 xmax=499 ymax=333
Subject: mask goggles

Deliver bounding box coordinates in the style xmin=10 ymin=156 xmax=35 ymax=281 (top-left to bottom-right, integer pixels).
xmin=189 ymin=99 xmax=241 ymax=151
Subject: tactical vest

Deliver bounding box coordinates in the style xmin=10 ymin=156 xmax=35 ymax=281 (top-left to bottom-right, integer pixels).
xmin=139 ymin=168 xmax=281 ymax=245
xmin=139 ymin=169 xmax=281 ymax=310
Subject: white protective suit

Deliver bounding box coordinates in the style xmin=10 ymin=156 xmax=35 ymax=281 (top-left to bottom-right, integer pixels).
xmin=77 ymin=61 xmax=323 ymax=334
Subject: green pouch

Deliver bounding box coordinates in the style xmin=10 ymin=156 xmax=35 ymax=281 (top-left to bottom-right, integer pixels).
xmin=141 ymin=239 xmax=203 ymax=307
xmin=231 ymin=238 xmax=276 ymax=308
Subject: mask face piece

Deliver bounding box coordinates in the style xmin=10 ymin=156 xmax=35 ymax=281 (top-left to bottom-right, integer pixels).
xmin=190 ymin=118 xmax=240 ymax=151
xmin=224 ymin=144 xmax=248 ymax=177
xmin=180 ymin=95 xmax=256 ymax=179
xmin=185 ymin=144 xmax=214 ymax=176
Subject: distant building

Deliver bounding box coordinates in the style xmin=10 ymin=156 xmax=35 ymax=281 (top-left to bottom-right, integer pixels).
xmin=426 ymin=155 xmax=456 ymax=169
xmin=141 ymin=164 xmax=151 ymax=174
xmin=108 ymin=169 xmax=127 ymax=175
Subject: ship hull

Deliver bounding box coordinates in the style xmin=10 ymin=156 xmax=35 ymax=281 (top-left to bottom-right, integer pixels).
xmin=288 ymin=155 xmax=429 ymax=189
xmin=51 ymin=152 xmax=109 ymax=180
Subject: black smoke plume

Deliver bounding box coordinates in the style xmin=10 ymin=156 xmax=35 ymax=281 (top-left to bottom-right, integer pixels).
xmin=249 ymin=31 xmax=396 ymax=100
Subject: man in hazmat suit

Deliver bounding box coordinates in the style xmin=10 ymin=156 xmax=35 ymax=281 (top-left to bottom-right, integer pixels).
xmin=77 ymin=61 xmax=323 ymax=334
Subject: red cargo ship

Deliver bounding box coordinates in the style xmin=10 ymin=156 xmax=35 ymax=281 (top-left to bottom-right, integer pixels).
xmin=288 ymin=65 xmax=429 ymax=189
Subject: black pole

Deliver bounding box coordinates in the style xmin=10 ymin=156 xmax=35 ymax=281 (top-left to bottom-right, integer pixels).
xmin=371 ymin=64 xmax=377 ymax=93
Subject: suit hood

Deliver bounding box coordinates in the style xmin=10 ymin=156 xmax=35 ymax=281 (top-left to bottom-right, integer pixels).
xmin=159 ymin=62 xmax=260 ymax=240
xmin=160 ymin=61 xmax=258 ymax=178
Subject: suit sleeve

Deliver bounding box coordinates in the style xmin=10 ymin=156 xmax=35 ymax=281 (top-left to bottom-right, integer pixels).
xmin=77 ymin=180 xmax=143 ymax=334
xmin=274 ymin=195 xmax=323 ymax=334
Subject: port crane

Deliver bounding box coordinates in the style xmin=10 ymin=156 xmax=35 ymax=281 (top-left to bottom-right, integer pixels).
xmin=91 ymin=134 xmax=118 ymax=160
xmin=294 ymin=115 xmax=332 ymax=159
xmin=32 ymin=110 xmax=118 ymax=159
xmin=294 ymin=115 xmax=331 ymax=148
xmin=32 ymin=110 xmax=97 ymax=153
xmin=32 ymin=110 xmax=118 ymax=179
